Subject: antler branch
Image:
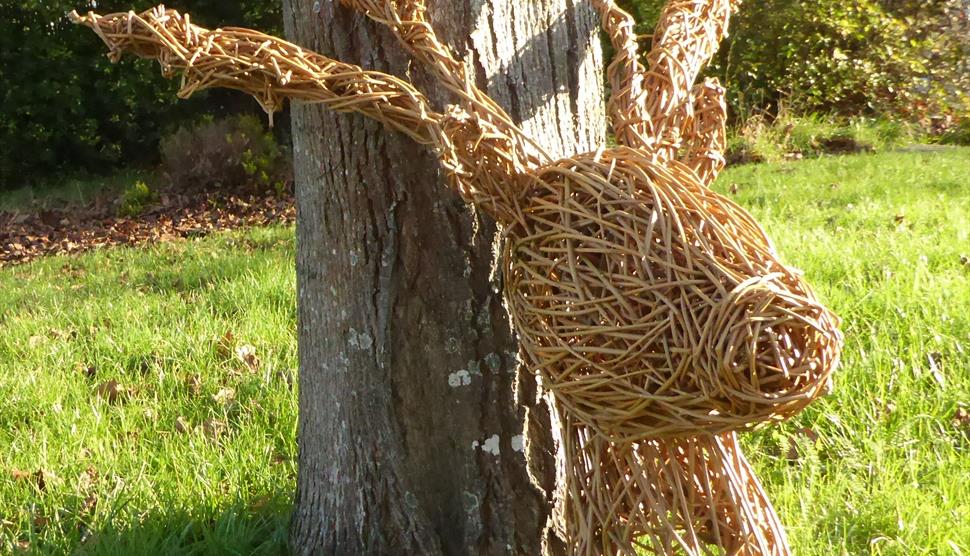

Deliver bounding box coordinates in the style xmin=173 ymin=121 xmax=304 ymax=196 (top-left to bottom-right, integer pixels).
xmin=591 ymin=0 xmax=654 ymax=150
xmin=69 ymin=6 xmax=444 ymax=142
xmin=680 ymin=78 xmax=728 ymax=184
xmin=591 ymin=0 xmax=735 ymax=183
xmin=339 ymin=0 xmax=550 ymax=166
xmin=70 ymin=5 xmax=539 ymax=224
xmin=643 ymin=0 xmax=737 ymax=160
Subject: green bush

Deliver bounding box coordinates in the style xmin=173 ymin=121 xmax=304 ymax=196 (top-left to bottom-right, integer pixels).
xmin=0 ymin=0 xmax=282 ymax=190
xmin=118 ymin=180 xmax=156 ymax=217
xmin=616 ymin=0 xmax=969 ymax=129
xmin=940 ymin=119 xmax=970 ymax=146
xmin=160 ymin=115 xmax=290 ymax=192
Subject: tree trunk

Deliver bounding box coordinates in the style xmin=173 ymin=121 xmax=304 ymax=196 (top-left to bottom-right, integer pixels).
xmin=284 ymin=1 xmax=605 ymax=554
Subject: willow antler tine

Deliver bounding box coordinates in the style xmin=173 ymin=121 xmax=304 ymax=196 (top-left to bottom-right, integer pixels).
xmin=68 ymin=5 xmax=540 ymax=224
xmin=589 ymin=0 xmax=733 ymax=181
xmin=68 ymin=7 xmax=445 ymax=145
xmin=643 ymin=0 xmax=737 ymax=161
xmin=590 ymin=1 xmax=655 ymax=151
xmin=679 ymin=78 xmax=728 ymax=185
xmin=339 ymin=0 xmax=549 ymax=166
xmin=339 ymin=0 xmax=471 ymax=98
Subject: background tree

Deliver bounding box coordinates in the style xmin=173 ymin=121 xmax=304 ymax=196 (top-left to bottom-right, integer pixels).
xmin=281 ymin=1 xmax=605 ymax=553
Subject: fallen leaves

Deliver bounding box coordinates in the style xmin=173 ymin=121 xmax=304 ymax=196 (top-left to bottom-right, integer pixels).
xmin=184 ymin=374 xmax=202 ymax=396
xmin=174 ymin=416 xmax=192 ymax=434
xmin=216 ymin=331 xmax=236 ymax=359
xmin=48 ymin=328 xmax=77 ymax=341
xmin=1 ymin=189 xmax=294 ymax=267
xmin=203 ymin=418 xmax=227 ymax=441
xmin=235 ymin=344 xmax=260 ymax=371
xmin=953 ymin=405 xmax=970 ymax=439
xmin=78 ymin=363 xmax=97 ymax=380
xmin=212 ymin=387 xmax=236 ymax=405
xmin=77 ymin=467 xmax=99 ymax=491
xmin=80 ymin=493 xmax=99 ymax=515
xmin=10 ymin=469 xmax=51 ymax=492
xmin=216 ymin=331 xmax=261 ymax=372
xmin=893 ymin=213 xmax=910 ymax=231
xmin=94 ymin=380 xmax=127 ymax=404
xmin=174 ymin=416 xmax=230 ymax=442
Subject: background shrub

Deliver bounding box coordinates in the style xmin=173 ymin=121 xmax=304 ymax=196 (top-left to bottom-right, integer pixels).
xmin=616 ymin=0 xmax=969 ymax=128
xmin=118 ymin=180 xmax=157 ymax=217
xmin=160 ymin=115 xmax=291 ymax=193
xmin=0 ymin=0 xmax=283 ymax=190
xmin=3 ymin=0 xmax=966 ymax=191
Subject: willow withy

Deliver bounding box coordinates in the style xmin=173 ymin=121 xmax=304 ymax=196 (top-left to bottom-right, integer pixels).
xmin=71 ymin=1 xmax=842 ymax=554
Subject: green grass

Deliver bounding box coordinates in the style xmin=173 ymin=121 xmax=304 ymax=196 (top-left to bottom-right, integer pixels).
xmin=717 ymin=149 xmax=970 ymax=555
xmin=0 ymin=171 xmax=154 ymax=214
xmin=2 ymin=148 xmax=969 ymax=554
xmin=1 ymin=228 xmax=297 ymax=554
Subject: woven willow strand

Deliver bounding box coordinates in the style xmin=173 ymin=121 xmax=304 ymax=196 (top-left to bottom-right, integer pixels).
xmin=72 ymin=2 xmax=842 ymax=554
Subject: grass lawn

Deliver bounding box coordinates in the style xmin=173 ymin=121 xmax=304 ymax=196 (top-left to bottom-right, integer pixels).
xmin=2 ymin=148 xmax=969 ymax=555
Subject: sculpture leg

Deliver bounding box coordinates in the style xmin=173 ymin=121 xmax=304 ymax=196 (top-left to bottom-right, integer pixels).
xmin=562 ymin=415 xmax=790 ymax=555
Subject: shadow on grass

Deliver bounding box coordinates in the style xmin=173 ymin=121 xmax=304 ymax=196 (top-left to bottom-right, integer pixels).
xmin=25 ymin=495 xmax=291 ymax=556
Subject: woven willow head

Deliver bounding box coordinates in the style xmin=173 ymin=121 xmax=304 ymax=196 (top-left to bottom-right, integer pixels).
xmin=73 ymin=1 xmax=842 ymax=554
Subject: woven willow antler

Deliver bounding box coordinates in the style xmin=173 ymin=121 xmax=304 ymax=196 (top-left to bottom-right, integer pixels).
xmin=71 ymin=2 xmax=842 ymax=554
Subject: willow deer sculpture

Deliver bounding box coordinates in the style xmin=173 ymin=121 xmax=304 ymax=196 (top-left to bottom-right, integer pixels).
xmin=71 ymin=1 xmax=842 ymax=554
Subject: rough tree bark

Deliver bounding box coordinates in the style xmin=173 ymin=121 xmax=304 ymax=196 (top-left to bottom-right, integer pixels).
xmin=284 ymin=1 xmax=605 ymax=554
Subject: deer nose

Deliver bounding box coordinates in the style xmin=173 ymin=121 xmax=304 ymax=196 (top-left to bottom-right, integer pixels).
xmin=696 ymin=273 xmax=841 ymax=425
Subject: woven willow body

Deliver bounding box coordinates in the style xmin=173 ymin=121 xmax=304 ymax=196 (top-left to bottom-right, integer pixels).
xmin=72 ymin=2 xmax=842 ymax=554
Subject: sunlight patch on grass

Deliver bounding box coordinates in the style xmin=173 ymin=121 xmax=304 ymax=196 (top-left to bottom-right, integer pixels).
xmin=0 ymin=226 xmax=296 ymax=555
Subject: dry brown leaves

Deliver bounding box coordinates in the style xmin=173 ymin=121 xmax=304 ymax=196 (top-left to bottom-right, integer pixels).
xmin=10 ymin=469 xmax=52 ymax=492
xmin=202 ymin=418 xmax=227 ymax=441
xmin=94 ymin=380 xmax=127 ymax=404
xmin=1 ymin=189 xmax=294 ymax=267
xmin=234 ymin=344 xmax=260 ymax=372
xmin=953 ymin=405 xmax=970 ymax=439
xmin=216 ymin=330 xmax=261 ymax=373
xmin=174 ymin=416 xmax=192 ymax=434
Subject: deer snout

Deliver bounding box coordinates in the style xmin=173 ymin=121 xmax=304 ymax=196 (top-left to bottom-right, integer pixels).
xmin=696 ymin=273 xmax=841 ymax=424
